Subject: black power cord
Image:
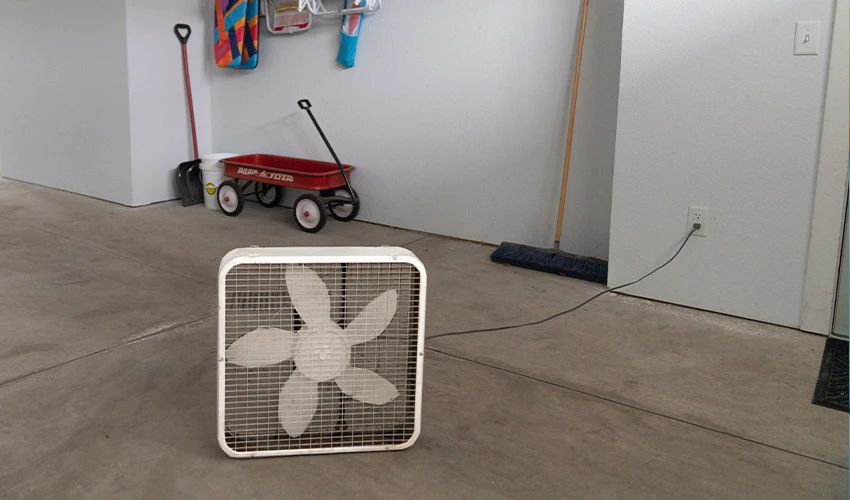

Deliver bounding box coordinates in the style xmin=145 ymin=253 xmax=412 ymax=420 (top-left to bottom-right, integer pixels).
xmin=427 ymin=226 xmax=700 ymax=341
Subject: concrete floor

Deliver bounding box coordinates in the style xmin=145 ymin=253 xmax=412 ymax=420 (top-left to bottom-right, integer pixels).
xmin=0 ymin=178 xmax=846 ymax=499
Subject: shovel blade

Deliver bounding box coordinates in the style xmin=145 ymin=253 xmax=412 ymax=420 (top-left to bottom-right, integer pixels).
xmin=175 ymin=159 xmax=203 ymax=207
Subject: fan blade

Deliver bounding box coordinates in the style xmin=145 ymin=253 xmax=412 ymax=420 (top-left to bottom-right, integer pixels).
xmin=285 ymin=265 xmax=331 ymax=327
xmin=278 ymin=369 xmax=319 ymax=437
xmin=335 ymin=366 xmax=399 ymax=405
xmin=343 ymin=290 xmax=398 ymax=346
xmin=225 ymin=327 xmax=294 ymax=368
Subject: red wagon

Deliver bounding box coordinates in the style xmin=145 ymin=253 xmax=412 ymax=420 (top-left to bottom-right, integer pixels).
xmin=216 ymin=100 xmax=360 ymax=233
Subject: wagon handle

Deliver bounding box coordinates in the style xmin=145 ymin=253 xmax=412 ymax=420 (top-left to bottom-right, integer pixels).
xmin=297 ymin=99 xmax=357 ymax=201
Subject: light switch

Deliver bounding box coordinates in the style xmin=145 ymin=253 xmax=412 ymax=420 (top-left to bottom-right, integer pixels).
xmin=794 ymin=21 xmax=821 ymax=55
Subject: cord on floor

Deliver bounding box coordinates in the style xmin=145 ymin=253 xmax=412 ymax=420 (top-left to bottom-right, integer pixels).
xmin=427 ymin=227 xmax=699 ymax=341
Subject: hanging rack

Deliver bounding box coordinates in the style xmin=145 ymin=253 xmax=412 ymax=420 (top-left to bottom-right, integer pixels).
xmin=298 ymin=0 xmax=381 ymax=17
xmin=260 ymin=0 xmax=380 ymax=35
xmin=263 ymin=0 xmax=312 ymax=34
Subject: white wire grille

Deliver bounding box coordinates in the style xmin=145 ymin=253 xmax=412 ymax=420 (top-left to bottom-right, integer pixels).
xmin=221 ymin=260 xmax=421 ymax=455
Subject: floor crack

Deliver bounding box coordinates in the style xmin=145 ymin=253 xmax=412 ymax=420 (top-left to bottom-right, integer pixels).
xmin=426 ymin=346 xmax=848 ymax=471
xmin=0 ymin=314 xmax=215 ymax=388
xmin=0 ymin=214 xmax=214 ymax=288
xmin=401 ymin=235 xmax=431 ymax=247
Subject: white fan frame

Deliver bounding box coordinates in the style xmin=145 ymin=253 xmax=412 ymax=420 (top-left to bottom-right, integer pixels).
xmin=217 ymin=246 xmax=426 ymax=458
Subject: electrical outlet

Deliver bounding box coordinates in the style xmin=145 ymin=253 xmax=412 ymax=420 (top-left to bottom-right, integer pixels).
xmin=688 ymin=206 xmax=709 ymax=236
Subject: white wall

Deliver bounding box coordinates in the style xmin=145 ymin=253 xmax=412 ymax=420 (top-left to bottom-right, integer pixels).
xmin=558 ymin=0 xmax=624 ymax=259
xmin=125 ymin=0 xmax=213 ymax=206
xmin=801 ymin=0 xmax=850 ymax=334
xmin=210 ymin=0 xmax=623 ymax=257
xmin=609 ymin=0 xmax=837 ymax=327
xmin=0 ymin=0 xmax=133 ymax=204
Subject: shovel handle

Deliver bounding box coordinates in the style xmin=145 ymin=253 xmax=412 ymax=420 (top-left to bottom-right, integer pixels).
xmin=174 ymin=24 xmax=191 ymax=44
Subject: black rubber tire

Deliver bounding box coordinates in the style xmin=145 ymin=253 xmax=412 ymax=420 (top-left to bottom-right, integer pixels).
xmin=328 ymin=187 xmax=360 ymax=222
xmin=217 ymin=180 xmax=244 ymax=217
xmin=255 ymin=183 xmax=284 ymax=208
xmin=293 ymin=194 xmax=327 ymax=233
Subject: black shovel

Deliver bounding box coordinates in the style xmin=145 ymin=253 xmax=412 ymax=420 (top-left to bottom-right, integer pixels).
xmin=173 ymin=24 xmax=204 ymax=206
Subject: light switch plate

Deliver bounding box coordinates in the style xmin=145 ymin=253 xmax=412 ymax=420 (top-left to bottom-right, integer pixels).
xmin=794 ymin=21 xmax=821 ymax=55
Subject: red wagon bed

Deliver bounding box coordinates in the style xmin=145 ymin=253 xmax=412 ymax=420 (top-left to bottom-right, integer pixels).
xmin=221 ymin=154 xmax=355 ymax=192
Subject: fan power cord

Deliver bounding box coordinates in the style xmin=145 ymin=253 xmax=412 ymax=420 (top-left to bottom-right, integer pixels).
xmin=427 ymin=226 xmax=699 ymax=341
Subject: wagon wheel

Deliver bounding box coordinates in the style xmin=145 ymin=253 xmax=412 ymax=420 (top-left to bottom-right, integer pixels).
xmin=217 ymin=180 xmax=244 ymax=217
xmin=328 ymin=187 xmax=359 ymax=222
xmin=255 ymin=183 xmax=284 ymax=208
xmin=293 ymin=194 xmax=327 ymax=233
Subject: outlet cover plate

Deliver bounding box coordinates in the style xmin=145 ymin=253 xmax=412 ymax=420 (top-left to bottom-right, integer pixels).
xmin=688 ymin=206 xmax=709 ymax=237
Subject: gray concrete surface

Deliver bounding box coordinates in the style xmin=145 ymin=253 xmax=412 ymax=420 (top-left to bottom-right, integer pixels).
xmin=0 ymin=178 xmax=846 ymax=499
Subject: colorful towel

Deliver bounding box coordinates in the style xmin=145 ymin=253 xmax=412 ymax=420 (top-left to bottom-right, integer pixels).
xmin=239 ymin=0 xmax=259 ymax=69
xmin=214 ymin=0 xmax=247 ymax=69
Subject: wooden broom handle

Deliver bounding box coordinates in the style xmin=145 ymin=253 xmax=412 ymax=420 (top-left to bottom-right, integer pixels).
xmin=554 ymin=0 xmax=590 ymax=248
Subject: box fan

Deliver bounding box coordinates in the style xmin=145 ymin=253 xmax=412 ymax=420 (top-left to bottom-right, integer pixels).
xmin=218 ymin=247 xmax=426 ymax=457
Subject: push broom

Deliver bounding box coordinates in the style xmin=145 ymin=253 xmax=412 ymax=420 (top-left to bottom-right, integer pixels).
xmin=490 ymin=0 xmax=608 ymax=284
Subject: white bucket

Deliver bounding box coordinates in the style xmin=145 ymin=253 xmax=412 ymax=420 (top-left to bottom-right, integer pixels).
xmin=200 ymin=153 xmax=239 ymax=210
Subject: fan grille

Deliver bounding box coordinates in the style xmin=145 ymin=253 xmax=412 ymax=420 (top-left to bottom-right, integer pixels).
xmin=221 ymin=261 xmax=421 ymax=454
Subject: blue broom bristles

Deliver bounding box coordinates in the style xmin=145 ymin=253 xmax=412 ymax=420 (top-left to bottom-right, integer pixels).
xmin=490 ymin=242 xmax=608 ymax=284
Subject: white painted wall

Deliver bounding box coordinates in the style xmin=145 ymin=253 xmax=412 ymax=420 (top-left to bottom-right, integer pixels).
xmin=559 ymin=0 xmax=624 ymax=259
xmin=801 ymin=0 xmax=850 ymax=335
xmin=125 ymin=0 xmax=213 ymax=206
xmin=609 ymin=0 xmax=837 ymax=327
xmin=210 ymin=0 xmax=623 ymax=257
xmin=0 ymin=0 xmax=133 ymax=204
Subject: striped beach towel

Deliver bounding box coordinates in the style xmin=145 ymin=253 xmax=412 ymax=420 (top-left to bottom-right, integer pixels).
xmin=215 ymin=0 xmax=247 ymax=68
xmin=240 ymin=0 xmax=259 ymax=69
